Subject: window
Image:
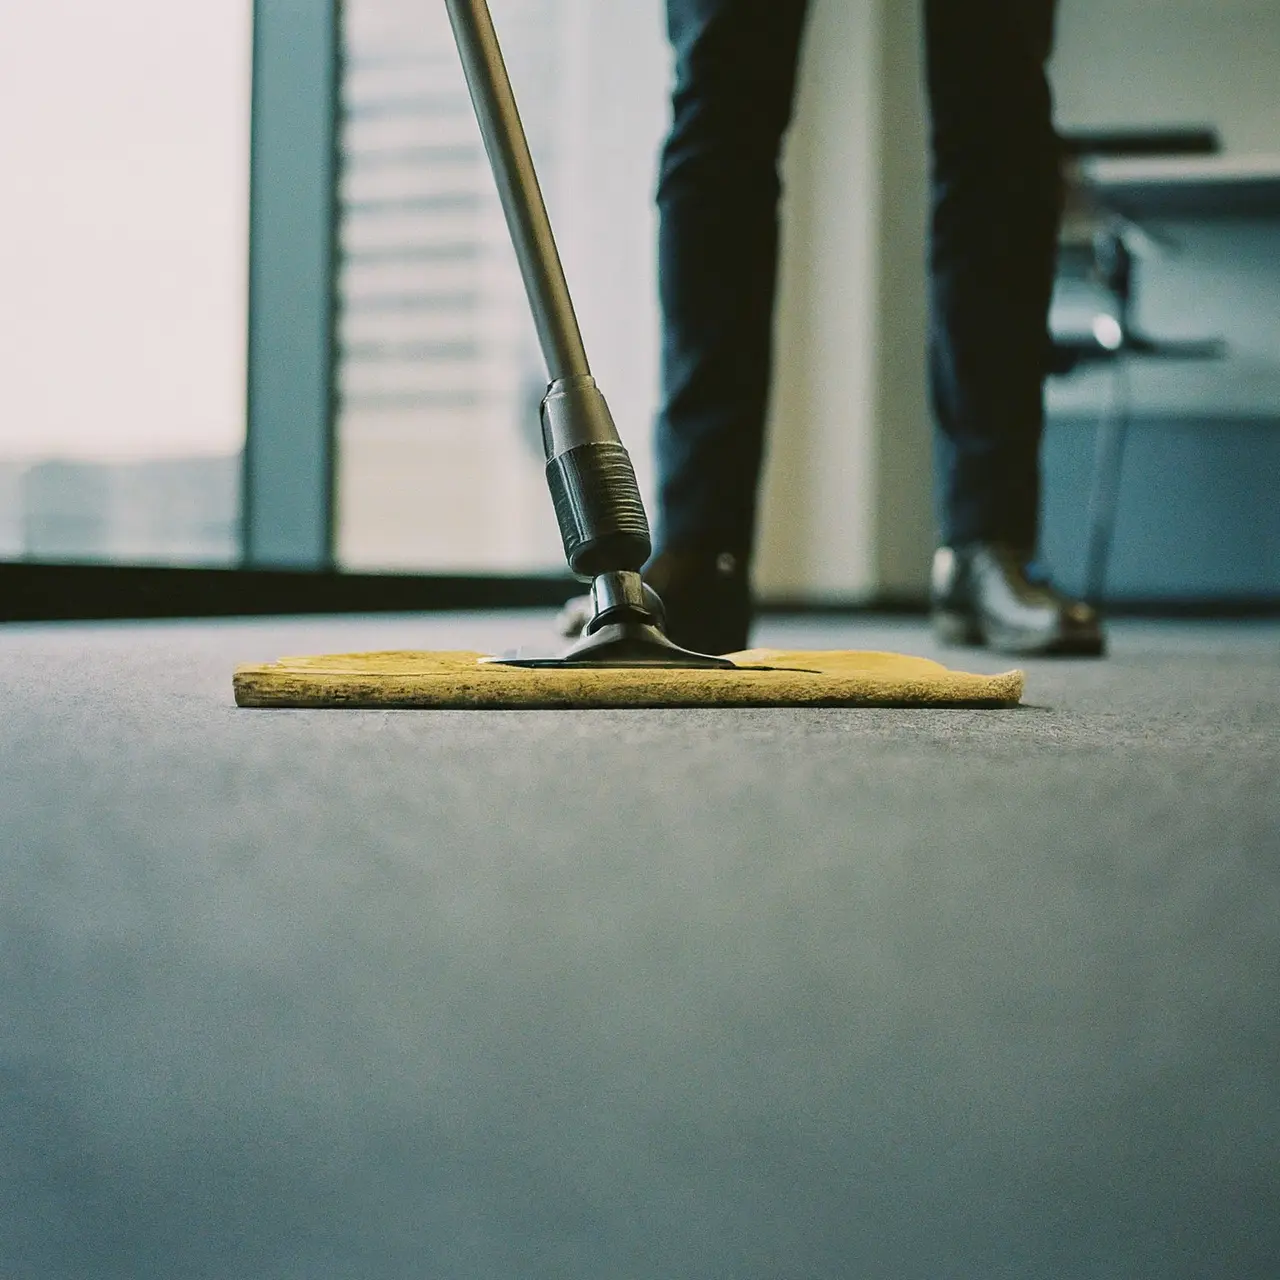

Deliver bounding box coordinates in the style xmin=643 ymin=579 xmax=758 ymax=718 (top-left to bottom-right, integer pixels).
xmin=0 ymin=2 xmax=251 ymax=565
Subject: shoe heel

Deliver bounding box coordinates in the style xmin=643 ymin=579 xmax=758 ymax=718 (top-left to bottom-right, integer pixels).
xmin=932 ymin=609 xmax=983 ymax=646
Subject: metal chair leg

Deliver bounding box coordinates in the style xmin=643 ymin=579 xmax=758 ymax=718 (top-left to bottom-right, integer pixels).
xmin=1083 ymin=360 xmax=1131 ymax=605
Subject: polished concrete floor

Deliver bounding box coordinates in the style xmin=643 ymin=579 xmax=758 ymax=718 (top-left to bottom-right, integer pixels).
xmin=2 ymin=613 xmax=1278 ymax=1278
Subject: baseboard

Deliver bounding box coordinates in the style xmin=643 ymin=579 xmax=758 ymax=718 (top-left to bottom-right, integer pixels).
xmin=0 ymin=562 xmax=580 ymax=623
xmin=757 ymin=593 xmax=1280 ymax=620
xmin=3 ymin=561 xmax=1276 ymax=624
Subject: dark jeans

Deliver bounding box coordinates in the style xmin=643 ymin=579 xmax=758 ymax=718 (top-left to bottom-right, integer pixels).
xmin=655 ymin=0 xmax=1062 ymax=561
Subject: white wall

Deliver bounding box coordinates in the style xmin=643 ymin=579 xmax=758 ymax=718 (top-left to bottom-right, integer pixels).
xmin=757 ymin=0 xmax=932 ymax=600
xmin=1052 ymin=0 xmax=1280 ymax=154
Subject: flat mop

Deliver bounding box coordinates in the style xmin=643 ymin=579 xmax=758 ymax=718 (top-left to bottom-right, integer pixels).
xmin=233 ymin=0 xmax=1022 ymax=709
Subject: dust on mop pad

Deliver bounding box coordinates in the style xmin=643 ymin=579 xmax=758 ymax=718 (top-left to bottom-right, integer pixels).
xmin=233 ymin=648 xmax=1023 ymax=709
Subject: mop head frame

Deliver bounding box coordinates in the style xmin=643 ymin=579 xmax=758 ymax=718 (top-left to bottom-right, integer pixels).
xmin=232 ymin=648 xmax=1024 ymax=710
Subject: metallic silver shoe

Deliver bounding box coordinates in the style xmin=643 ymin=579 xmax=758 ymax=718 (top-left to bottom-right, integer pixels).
xmin=931 ymin=543 xmax=1105 ymax=656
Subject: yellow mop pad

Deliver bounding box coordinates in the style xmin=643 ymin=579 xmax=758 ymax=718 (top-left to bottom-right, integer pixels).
xmin=233 ymin=648 xmax=1023 ymax=709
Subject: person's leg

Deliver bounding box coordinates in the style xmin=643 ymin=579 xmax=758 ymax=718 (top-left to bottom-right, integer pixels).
xmin=924 ymin=0 xmax=1102 ymax=654
xmin=650 ymin=0 xmax=810 ymax=651
xmin=924 ymin=0 xmax=1060 ymax=550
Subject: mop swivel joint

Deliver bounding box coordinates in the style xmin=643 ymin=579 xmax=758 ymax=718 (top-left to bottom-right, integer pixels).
xmin=582 ymin=570 xmax=664 ymax=634
xmin=541 ymin=377 xmax=651 ymax=579
xmin=551 ymin=569 xmax=733 ymax=668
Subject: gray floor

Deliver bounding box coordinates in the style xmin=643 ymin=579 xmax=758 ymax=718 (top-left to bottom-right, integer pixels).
xmin=2 ymin=612 xmax=1278 ymax=1279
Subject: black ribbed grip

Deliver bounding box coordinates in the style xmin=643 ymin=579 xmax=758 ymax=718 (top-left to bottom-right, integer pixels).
xmin=546 ymin=442 xmax=651 ymax=577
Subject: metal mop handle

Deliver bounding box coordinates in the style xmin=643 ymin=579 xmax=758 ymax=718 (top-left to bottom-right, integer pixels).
xmin=442 ymin=0 xmax=586 ymax=381
xmin=444 ymin=0 xmax=652 ymax=580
